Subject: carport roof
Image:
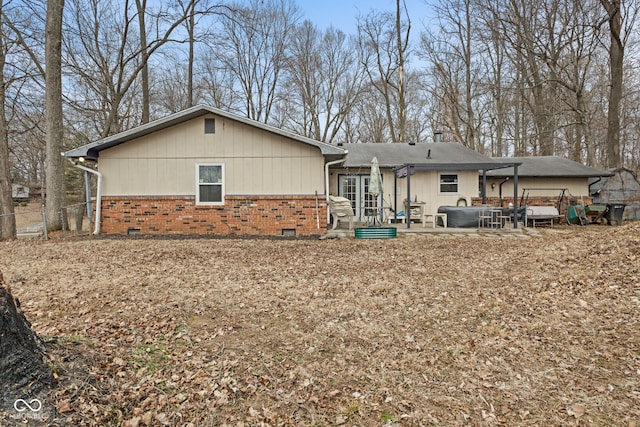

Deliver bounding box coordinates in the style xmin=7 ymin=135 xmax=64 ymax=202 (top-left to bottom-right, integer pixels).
xmin=486 ymin=156 xmax=613 ymax=178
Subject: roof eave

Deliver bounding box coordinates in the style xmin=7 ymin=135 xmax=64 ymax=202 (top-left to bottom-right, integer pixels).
xmin=62 ymin=105 xmax=346 ymax=159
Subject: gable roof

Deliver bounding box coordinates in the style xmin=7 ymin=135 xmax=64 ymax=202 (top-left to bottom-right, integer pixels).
xmin=341 ymin=142 xmax=516 ymax=171
xmin=486 ymin=156 xmax=613 ymax=178
xmin=63 ymin=105 xmax=346 ymax=160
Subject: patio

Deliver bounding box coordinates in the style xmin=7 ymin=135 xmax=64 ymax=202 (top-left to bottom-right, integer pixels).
xmin=326 ymin=221 xmax=539 ymax=238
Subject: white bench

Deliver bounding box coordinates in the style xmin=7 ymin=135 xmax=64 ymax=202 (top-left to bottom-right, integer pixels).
xmin=526 ymin=206 xmax=562 ymax=227
xmin=423 ymin=213 xmax=447 ymax=228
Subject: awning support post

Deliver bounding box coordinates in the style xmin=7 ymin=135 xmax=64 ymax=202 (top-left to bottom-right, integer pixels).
xmin=513 ymin=164 xmax=519 ymax=229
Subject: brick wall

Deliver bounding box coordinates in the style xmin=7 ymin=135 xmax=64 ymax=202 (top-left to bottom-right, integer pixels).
xmin=100 ymin=195 xmax=327 ymax=236
xmin=471 ymin=195 xmax=594 ymax=216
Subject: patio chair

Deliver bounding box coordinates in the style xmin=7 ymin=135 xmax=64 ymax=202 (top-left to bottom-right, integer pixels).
xmin=329 ymin=196 xmax=354 ymax=230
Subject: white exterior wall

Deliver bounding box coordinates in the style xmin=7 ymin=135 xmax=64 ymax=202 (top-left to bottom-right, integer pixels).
xmin=98 ymin=114 xmax=326 ymax=196
xmin=330 ymin=167 xmax=478 ymax=213
xmin=395 ymin=170 xmax=478 ymax=211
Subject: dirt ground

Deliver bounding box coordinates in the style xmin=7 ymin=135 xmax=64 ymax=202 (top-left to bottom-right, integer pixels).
xmin=0 ymin=223 xmax=638 ymax=426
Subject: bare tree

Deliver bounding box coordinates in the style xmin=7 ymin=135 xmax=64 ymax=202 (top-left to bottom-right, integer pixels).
xmin=547 ymin=1 xmax=602 ymax=164
xmin=0 ymin=1 xmax=15 ymax=240
xmin=135 ymin=0 xmax=150 ymax=124
xmin=183 ymin=0 xmax=196 ymax=108
xmin=64 ymin=0 xmax=196 ymax=138
xmin=420 ymin=0 xmax=483 ymax=150
xmin=284 ymin=21 xmax=365 ymax=143
xmin=357 ymin=1 xmax=411 ymax=143
xmin=394 ymin=0 xmax=409 ymax=143
xmin=599 ymin=0 xmax=638 ymax=168
xmin=0 ymin=1 xmax=48 ymax=239
xmin=475 ymin=0 xmax=509 ymax=156
xmin=485 ymin=0 xmax=602 ymax=160
xmin=350 ymin=86 xmax=389 ymax=143
xmin=45 ymin=0 xmax=65 ymax=231
xmin=209 ymin=0 xmax=300 ymax=123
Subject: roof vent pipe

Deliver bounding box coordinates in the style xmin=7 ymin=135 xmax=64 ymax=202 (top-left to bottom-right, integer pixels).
xmin=434 ymin=131 xmax=442 ymax=143
xmin=427 ymin=149 xmax=431 ymax=159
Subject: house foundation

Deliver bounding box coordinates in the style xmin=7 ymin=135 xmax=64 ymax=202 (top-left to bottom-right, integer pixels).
xmin=100 ymin=195 xmax=327 ymax=236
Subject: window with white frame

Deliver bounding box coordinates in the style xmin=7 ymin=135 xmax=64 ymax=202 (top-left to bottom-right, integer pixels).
xmin=439 ymin=173 xmax=459 ymax=193
xmin=196 ymin=164 xmax=224 ymax=205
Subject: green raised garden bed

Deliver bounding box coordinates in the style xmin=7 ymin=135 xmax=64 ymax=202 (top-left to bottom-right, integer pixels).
xmin=354 ymin=226 xmax=397 ymax=239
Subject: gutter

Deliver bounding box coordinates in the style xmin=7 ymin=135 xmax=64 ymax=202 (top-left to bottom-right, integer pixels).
xmin=325 ymin=155 xmax=348 ymax=224
xmin=67 ymin=159 xmax=102 ymax=235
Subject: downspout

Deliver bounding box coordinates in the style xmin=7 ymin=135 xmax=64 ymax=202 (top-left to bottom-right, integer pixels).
xmin=325 ymin=155 xmax=348 ymax=224
xmin=498 ymin=177 xmax=510 ymax=203
xmin=68 ymin=159 xmax=102 ymax=235
xmin=84 ymin=171 xmax=93 ymax=223
xmin=513 ymin=164 xmax=519 ymax=229
xmin=481 ymin=170 xmax=487 ymax=204
xmin=588 ymin=177 xmax=602 ymax=196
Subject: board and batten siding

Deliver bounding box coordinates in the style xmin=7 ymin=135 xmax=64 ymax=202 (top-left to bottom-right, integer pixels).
xmin=99 ymin=114 xmax=326 ymax=197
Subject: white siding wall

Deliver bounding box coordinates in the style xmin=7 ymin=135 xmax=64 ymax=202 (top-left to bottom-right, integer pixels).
xmin=99 ymin=114 xmax=326 ymax=196
xmin=330 ymin=167 xmax=478 ymax=213
xmin=395 ymin=170 xmax=478 ymax=211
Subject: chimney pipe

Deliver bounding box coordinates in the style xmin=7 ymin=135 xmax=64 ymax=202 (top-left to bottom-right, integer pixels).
xmin=434 ymin=131 xmax=442 ymax=143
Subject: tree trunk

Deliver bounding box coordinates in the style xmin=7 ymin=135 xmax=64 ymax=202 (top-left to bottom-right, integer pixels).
xmin=0 ymin=4 xmax=16 ymax=241
xmin=187 ymin=1 xmax=195 ymax=108
xmin=395 ymin=0 xmax=407 ymax=143
xmin=0 ymin=98 xmax=15 ymax=241
xmin=0 ymin=272 xmax=55 ymax=411
xmin=136 ymin=0 xmax=150 ymax=124
xmin=44 ymin=0 xmax=65 ymax=231
xmin=601 ymin=0 xmax=622 ymax=169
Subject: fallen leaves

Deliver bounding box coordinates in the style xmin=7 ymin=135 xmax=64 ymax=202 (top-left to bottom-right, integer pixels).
xmin=567 ymin=403 xmax=586 ymax=418
xmin=0 ymin=223 xmax=638 ymax=425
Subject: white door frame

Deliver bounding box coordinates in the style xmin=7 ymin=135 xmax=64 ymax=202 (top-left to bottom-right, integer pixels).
xmin=338 ymin=174 xmax=382 ymax=222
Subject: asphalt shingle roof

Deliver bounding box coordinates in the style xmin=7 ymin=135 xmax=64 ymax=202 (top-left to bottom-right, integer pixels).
xmin=486 ymin=156 xmax=612 ymax=178
xmin=342 ymin=142 xmax=507 ymax=170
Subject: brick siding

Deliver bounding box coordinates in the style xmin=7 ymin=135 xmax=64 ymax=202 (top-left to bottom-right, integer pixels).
xmin=100 ymin=195 xmax=327 ymax=236
xmin=471 ymin=195 xmax=593 ymax=217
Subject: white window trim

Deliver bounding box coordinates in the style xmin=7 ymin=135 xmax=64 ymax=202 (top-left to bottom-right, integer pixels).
xmin=438 ymin=173 xmax=459 ymax=194
xmin=196 ymin=163 xmax=225 ymax=205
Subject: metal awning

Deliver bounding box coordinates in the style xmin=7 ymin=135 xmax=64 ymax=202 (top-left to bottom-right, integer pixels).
xmin=393 ymin=161 xmax=522 ymax=229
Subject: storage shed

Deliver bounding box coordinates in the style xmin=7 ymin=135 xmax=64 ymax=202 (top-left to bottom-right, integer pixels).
xmin=590 ymin=168 xmax=640 ymax=221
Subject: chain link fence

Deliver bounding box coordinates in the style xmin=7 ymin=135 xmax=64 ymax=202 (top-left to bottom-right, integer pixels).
xmin=2 ymin=202 xmax=91 ymax=239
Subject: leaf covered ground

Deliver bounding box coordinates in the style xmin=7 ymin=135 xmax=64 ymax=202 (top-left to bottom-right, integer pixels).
xmin=0 ymin=223 xmax=639 ymax=426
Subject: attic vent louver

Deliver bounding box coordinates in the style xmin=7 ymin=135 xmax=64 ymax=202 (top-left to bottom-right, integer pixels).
xmin=204 ymin=118 xmax=216 ymax=134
